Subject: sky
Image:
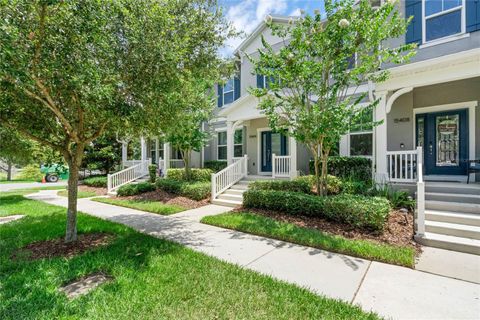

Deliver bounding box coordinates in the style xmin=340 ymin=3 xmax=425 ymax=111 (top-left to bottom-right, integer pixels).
xmin=218 ymin=0 xmax=325 ymax=56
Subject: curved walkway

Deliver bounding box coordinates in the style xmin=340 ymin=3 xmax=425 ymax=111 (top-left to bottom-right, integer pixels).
xmin=27 ymin=190 xmax=480 ymax=320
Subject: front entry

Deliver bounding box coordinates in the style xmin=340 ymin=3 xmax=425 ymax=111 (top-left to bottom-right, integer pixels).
xmin=416 ymin=109 xmax=468 ymax=175
xmin=260 ymin=131 xmax=288 ymax=172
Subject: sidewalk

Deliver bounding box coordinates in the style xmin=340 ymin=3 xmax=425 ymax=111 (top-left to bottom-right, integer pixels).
xmin=0 ymin=181 xmax=66 ymax=192
xmin=27 ymin=190 xmax=480 ymax=320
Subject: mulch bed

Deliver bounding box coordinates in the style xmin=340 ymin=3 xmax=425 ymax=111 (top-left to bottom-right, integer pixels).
xmin=119 ymin=190 xmax=209 ymax=209
xmin=238 ymin=208 xmax=420 ymax=252
xmin=78 ymin=185 xmax=107 ymax=196
xmin=12 ymin=233 xmax=114 ymax=261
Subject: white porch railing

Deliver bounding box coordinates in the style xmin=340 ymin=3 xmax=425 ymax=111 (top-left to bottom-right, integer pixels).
xmin=211 ymin=155 xmax=248 ymax=200
xmin=272 ymin=154 xmax=291 ymax=178
xmin=386 ymin=148 xmax=421 ymax=182
xmin=416 ymin=147 xmax=425 ymax=237
xmin=122 ymin=160 xmax=143 ymax=168
xmin=107 ymin=160 xmax=150 ymax=193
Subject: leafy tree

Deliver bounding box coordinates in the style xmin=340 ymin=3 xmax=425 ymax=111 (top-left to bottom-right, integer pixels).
xmin=82 ymin=133 xmax=122 ymax=175
xmin=249 ymin=0 xmax=415 ymax=195
xmin=0 ymin=0 xmax=233 ymax=242
xmin=0 ymin=128 xmax=35 ymax=180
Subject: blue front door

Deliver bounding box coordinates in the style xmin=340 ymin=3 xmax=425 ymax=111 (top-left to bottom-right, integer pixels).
xmin=261 ymin=131 xmax=288 ymax=172
xmin=416 ymin=109 xmax=468 ymax=175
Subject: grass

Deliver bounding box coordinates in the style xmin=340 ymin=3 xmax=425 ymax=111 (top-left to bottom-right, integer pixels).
xmin=201 ymin=212 xmax=416 ymax=268
xmin=0 ymin=192 xmax=379 ymax=320
xmin=58 ymin=190 xmax=97 ymax=199
xmin=91 ymin=197 xmax=185 ymax=215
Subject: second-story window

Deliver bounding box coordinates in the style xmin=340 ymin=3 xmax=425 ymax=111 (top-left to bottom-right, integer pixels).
xmin=223 ymin=79 xmax=235 ymax=105
xmin=423 ymin=0 xmax=464 ymax=42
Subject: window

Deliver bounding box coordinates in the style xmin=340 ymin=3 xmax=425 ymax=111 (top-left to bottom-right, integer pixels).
xmin=349 ymin=108 xmax=373 ymax=157
xmin=223 ymin=79 xmax=235 ymax=105
xmin=234 ymin=129 xmax=243 ymax=157
xmin=217 ymin=131 xmax=227 ymax=160
xmin=149 ymin=140 xmax=156 ymax=163
xmin=423 ymin=0 xmax=464 ymax=42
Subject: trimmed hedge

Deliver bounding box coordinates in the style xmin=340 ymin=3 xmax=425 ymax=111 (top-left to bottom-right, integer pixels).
xmin=82 ymin=176 xmax=107 ymax=188
xmin=294 ymin=175 xmax=342 ymax=195
xmin=156 ymin=178 xmax=210 ymax=201
xmin=249 ymin=179 xmax=311 ymax=194
xmin=166 ymin=168 xmax=212 ymax=182
xmin=117 ymin=182 xmax=156 ymax=196
xmin=148 ymin=164 xmax=157 ymax=183
xmin=204 ymin=160 xmax=227 ymax=173
xmin=243 ymin=190 xmax=390 ymax=231
xmin=309 ymin=156 xmax=372 ymax=181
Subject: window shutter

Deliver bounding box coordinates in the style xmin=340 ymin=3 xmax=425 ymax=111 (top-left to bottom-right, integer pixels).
xmin=405 ymin=0 xmax=422 ymax=45
xmin=467 ymin=0 xmax=480 ymax=32
xmin=217 ymin=84 xmax=223 ymax=108
xmin=234 ymin=76 xmax=240 ymax=100
xmin=256 ymin=74 xmax=264 ymax=88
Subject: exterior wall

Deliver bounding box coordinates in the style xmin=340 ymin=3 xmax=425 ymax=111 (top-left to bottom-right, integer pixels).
xmin=204 ymin=120 xmax=227 ymax=162
xmin=246 ymin=118 xmax=269 ymax=174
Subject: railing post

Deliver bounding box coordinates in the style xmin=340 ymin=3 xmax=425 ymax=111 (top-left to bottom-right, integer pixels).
xmin=107 ymin=174 xmax=112 ymax=193
xmin=272 ymin=153 xmax=276 ymax=178
xmin=243 ymin=154 xmax=248 ymax=176
xmin=416 ymin=146 xmax=425 ymax=237
xmin=211 ymin=173 xmax=216 ymax=201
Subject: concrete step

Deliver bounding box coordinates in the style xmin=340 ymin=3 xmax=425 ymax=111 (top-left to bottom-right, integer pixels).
xmin=211 ymin=198 xmax=242 ymax=208
xmin=218 ymin=193 xmax=243 ymax=202
xmin=223 ymin=189 xmax=246 ymax=196
xmin=425 ymin=182 xmax=480 ymax=196
xmin=425 ymin=192 xmax=480 ymax=204
xmin=425 ymin=200 xmax=480 ymax=214
xmin=425 ymin=221 xmax=480 ymax=240
xmin=415 ymin=232 xmax=480 ymax=255
xmin=242 ymin=175 xmax=275 ymax=181
xmin=107 ymin=191 xmax=117 ymax=196
xmin=230 ymin=183 xmax=249 ymax=190
xmin=236 ymin=180 xmax=252 ymax=185
xmin=425 ymin=210 xmax=480 ymax=227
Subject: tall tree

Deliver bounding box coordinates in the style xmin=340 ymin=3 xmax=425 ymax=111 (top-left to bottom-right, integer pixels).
xmin=0 ymin=128 xmax=35 ymax=180
xmin=0 ymin=0 xmax=233 ymax=242
xmin=249 ymin=0 xmax=415 ymax=195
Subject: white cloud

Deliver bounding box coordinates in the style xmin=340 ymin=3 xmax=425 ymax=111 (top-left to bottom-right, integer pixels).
xmin=289 ymin=8 xmax=302 ymax=16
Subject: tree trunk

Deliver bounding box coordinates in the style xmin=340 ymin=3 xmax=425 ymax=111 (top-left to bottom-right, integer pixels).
xmin=320 ymin=154 xmax=328 ymax=196
xmin=6 ymin=161 xmax=12 ymax=181
xmin=65 ymin=161 xmax=79 ymax=243
xmin=313 ymin=155 xmax=321 ymax=196
xmin=182 ymin=149 xmax=191 ymax=180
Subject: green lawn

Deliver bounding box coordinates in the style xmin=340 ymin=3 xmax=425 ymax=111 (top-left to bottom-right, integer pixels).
xmin=58 ymin=190 xmax=97 ymax=199
xmin=201 ymin=212 xmax=415 ymax=268
xmin=0 ymin=192 xmax=379 ymax=320
xmin=91 ymin=197 xmax=185 ymax=215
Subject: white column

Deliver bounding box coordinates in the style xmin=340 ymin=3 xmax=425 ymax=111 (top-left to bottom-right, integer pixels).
xmin=164 ymin=142 xmax=170 ymax=175
xmin=155 ymin=138 xmax=159 ymax=164
xmin=121 ymin=142 xmax=128 ymax=166
xmin=289 ymin=133 xmax=298 ymax=179
xmin=226 ymin=121 xmax=234 ymax=165
xmin=140 ymin=137 xmax=147 ymax=161
xmin=374 ymin=91 xmax=388 ymax=184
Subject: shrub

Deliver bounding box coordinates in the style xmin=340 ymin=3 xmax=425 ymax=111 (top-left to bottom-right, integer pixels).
xmin=294 ymin=175 xmax=342 ymax=195
xmin=83 ymin=176 xmax=108 ymax=188
xmin=166 ymin=168 xmax=212 ymax=182
xmin=148 ymin=164 xmax=157 ymax=183
xmin=156 ymin=178 xmax=210 ymax=200
xmin=17 ymin=165 xmax=44 ymax=181
xmin=249 ymin=179 xmax=311 ymax=194
xmin=204 ymin=160 xmax=227 ymax=172
xmin=243 ymin=190 xmax=390 ymax=231
xmin=309 ymin=156 xmax=372 ymax=181
xmin=117 ymin=182 xmax=155 ymax=197
xmin=340 ymin=179 xmax=370 ymax=195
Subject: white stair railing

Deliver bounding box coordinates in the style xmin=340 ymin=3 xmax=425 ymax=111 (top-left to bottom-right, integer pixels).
xmin=211 ymin=155 xmax=248 ymax=200
xmin=272 ymin=154 xmax=291 ymax=178
xmin=416 ymin=146 xmax=425 ymax=237
xmin=386 ymin=149 xmax=420 ymax=182
xmin=107 ymin=160 xmax=150 ymax=193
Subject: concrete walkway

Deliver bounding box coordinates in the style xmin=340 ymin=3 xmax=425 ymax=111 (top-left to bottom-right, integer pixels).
xmin=26 ymin=190 xmax=480 ymax=320
xmin=0 ymin=181 xmax=66 ymax=192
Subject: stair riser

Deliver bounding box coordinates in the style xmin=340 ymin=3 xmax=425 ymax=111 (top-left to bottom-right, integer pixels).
xmin=218 ymin=194 xmax=243 ymax=201
xmin=231 ymin=185 xmax=249 ymax=190
xmin=414 ymin=235 xmax=480 ymax=255
xmin=224 ymin=190 xmax=245 ymax=196
xmin=426 ymin=214 xmax=480 ymax=227
xmin=425 ymin=225 xmax=480 ymax=240
xmin=426 ymin=202 xmax=480 ymax=214
xmin=425 ymin=194 xmax=480 ymax=204
xmin=425 ymin=186 xmax=480 ymax=196
xmin=211 ymin=199 xmax=241 ymax=208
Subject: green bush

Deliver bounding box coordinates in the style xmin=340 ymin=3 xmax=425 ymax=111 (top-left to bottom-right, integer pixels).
xmin=17 ymin=165 xmax=44 ymax=181
xmin=148 ymin=164 xmax=157 ymax=183
xmin=309 ymin=156 xmax=372 ymax=181
xmin=243 ymin=190 xmax=390 ymax=231
xmin=117 ymin=182 xmax=155 ymax=196
xmin=82 ymin=176 xmax=108 ymax=188
xmin=340 ymin=179 xmax=370 ymax=195
xmin=156 ymin=178 xmax=210 ymax=200
xmin=204 ymin=160 xmax=227 ymax=172
xmin=294 ymin=175 xmax=342 ymax=195
xmin=166 ymin=168 xmax=212 ymax=182
xmin=249 ymin=179 xmax=311 ymax=194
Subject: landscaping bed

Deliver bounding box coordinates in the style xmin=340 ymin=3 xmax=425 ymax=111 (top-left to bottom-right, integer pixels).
xmin=121 ymin=189 xmax=209 ymax=209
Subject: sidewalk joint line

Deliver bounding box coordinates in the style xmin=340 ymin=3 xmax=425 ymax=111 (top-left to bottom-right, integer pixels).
xmin=351 ymin=260 xmax=372 ymax=304
xmin=244 ymin=247 xmax=278 ymax=267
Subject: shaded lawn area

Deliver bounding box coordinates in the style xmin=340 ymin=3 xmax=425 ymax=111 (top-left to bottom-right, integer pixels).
xmin=91 ymin=197 xmax=185 ymax=215
xmin=58 ymin=190 xmax=97 ymax=199
xmin=0 ymin=192 xmax=381 ymax=319
xmin=201 ymin=212 xmax=415 ymax=268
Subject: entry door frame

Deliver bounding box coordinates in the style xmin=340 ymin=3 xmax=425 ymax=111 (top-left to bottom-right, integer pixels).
xmin=257 ymin=127 xmax=288 ymax=175
xmin=413 ymin=101 xmax=477 ymax=180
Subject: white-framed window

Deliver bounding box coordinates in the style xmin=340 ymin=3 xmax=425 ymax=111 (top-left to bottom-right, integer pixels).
xmin=423 ymin=0 xmax=465 ymax=43
xmin=222 ymin=79 xmax=235 ymax=105
xmin=217 ymin=129 xmax=243 ymax=160
xmin=348 ymin=108 xmax=373 ymax=157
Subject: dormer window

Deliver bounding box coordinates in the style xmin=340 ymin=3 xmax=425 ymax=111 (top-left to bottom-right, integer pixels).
xmin=423 ymin=0 xmax=464 ymax=43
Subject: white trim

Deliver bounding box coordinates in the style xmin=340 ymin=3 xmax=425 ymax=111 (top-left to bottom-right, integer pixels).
xmin=413 ymin=101 xmax=477 ymax=182
xmin=214 ymin=127 xmax=227 ymax=132
xmin=419 ymin=32 xmax=470 ymax=49
xmin=216 ymin=130 xmax=227 ymax=161
xmin=422 ymin=0 xmax=466 ymax=45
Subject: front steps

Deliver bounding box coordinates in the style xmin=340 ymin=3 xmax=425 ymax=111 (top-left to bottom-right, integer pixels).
xmin=211 ymin=180 xmax=249 ymax=207
xmin=415 ymin=182 xmax=480 ymax=255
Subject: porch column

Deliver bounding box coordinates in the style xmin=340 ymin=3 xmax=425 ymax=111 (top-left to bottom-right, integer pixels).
xmin=155 ymin=138 xmax=159 ymax=164
xmin=121 ymin=142 xmax=128 ymax=166
xmin=374 ymin=91 xmax=388 ymax=184
xmin=289 ymin=132 xmax=298 ymax=179
xmin=140 ymin=137 xmax=147 ymax=161
xmin=226 ymin=121 xmax=234 ymax=165
xmin=163 ymin=142 xmax=170 ymax=176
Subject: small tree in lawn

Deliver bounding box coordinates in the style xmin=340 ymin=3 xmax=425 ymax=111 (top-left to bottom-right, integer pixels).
xmin=0 ymin=0 xmax=233 ymax=242
xmin=249 ymin=0 xmax=416 ymax=195
xmin=0 ymin=128 xmax=35 ymax=180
